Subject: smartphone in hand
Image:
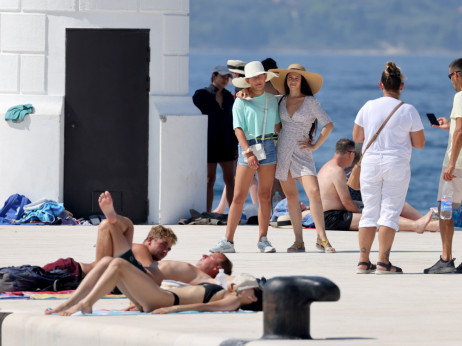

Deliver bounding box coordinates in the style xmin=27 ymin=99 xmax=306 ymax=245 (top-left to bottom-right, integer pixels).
xmin=426 ymin=113 xmax=439 ymax=126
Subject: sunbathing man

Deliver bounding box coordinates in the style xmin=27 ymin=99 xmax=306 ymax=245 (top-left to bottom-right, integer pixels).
xmin=318 ymin=139 xmax=438 ymax=233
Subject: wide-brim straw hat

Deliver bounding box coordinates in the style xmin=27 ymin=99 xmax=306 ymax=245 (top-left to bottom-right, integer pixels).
xmin=232 ymin=61 xmax=278 ymax=89
xmin=269 ymin=63 xmax=323 ymax=95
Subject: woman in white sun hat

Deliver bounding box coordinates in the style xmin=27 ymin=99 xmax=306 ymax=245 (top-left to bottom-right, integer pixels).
xmin=269 ymin=64 xmax=335 ymax=253
xmin=210 ymin=61 xmax=281 ymax=254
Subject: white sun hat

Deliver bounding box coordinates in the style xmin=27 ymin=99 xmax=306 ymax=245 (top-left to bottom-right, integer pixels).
xmin=232 ymin=61 xmax=279 ymax=89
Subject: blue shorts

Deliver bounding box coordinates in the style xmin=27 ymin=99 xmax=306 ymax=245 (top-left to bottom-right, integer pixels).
xmin=237 ymin=138 xmax=277 ymax=166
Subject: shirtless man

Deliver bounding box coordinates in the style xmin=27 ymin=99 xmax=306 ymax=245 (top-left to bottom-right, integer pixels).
xmin=318 ymin=139 xmax=437 ymax=233
xmin=77 ymin=212 xmax=177 ymax=277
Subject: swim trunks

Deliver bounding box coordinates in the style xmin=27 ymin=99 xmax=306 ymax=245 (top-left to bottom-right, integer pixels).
xmin=324 ymin=210 xmax=353 ymax=231
xmin=119 ymin=249 xmax=147 ymax=273
xmin=198 ymin=282 xmax=224 ymax=303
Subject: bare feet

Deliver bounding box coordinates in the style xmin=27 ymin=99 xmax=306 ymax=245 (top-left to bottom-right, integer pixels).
xmin=59 ymin=301 xmax=93 ymax=316
xmin=99 ymin=191 xmax=117 ymax=224
xmin=415 ymin=209 xmax=433 ymax=234
xmin=45 ymin=300 xmax=76 ymax=315
xmin=426 ymin=220 xmax=440 ymax=232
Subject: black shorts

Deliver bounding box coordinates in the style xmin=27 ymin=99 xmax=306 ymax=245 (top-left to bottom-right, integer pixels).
xmin=324 ymin=210 xmax=353 ymax=231
xmin=119 ymin=249 xmax=147 ymax=274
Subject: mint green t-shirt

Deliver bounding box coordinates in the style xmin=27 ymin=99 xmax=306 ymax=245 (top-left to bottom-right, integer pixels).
xmin=232 ymin=92 xmax=281 ymax=140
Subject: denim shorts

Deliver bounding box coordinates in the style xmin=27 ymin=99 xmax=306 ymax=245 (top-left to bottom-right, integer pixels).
xmin=237 ymin=137 xmax=277 ymax=166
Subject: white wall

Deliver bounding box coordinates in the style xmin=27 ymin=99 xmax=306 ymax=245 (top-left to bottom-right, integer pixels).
xmin=0 ymin=0 xmax=206 ymax=224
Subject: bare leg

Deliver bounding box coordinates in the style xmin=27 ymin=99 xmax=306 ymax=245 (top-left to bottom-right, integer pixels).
xmin=280 ymin=175 xmax=303 ymax=243
xmin=256 ymin=164 xmax=276 ymax=240
xmin=225 ymin=165 xmax=256 ymax=242
xmin=59 ymin=258 xmax=173 ymax=316
xmin=397 ymin=209 xmax=433 ymax=234
xmin=45 ymin=256 xmax=113 ymax=314
xmin=400 ymin=202 xmax=423 ymax=220
xmin=358 ymin=226 xmax=376 ymax=270
xmin=249 ymin=176 xmax=258 ymax=204
xmin=300 ymin=175 xmax=334 ymax=249
xmin=80 ymin=192 xmax=134 ymax=274
xmin=212 ymin=187 xmax=228 ymax=214
xmin=207 ymin=163 xmax=218 ymax=212
xmin=439 ymin=202 xmax=454 ymax=261
xmin=220 ymin=160 xmax=235 ymax=209
xmin=377 ymin=225 xmax=400 ymax=272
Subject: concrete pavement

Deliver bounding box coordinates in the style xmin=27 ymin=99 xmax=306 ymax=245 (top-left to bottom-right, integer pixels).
xmin=1 ymin=224 xmax=462 ymax=345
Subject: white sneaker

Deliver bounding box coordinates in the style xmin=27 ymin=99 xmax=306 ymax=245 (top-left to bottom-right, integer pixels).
xmin=210 ymin=238 xmax=235 ymax=253
xmin=257 ymin=236 xmax=276 ymax=253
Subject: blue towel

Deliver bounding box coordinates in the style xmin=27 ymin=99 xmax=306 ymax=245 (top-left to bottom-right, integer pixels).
xmin=5 ymin=104 xmax=34 ymax=123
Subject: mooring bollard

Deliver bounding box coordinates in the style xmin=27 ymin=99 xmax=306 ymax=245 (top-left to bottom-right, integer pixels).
xmin=262 ymin=276 xmax=340 ymax=340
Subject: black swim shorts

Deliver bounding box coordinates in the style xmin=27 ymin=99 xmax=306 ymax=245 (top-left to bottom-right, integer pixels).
xmin=119 ymin=249 xmax=147 ymax=273
xmin=324 ymin=210 xmax=353 ymax=231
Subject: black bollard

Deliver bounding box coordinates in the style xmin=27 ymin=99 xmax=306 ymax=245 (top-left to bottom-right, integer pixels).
xmin=262 ymin=276 xmax=340 ymax=340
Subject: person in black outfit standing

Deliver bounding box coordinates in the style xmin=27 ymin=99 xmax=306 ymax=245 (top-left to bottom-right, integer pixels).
xmin=193 ymin=66 xmax=237 ymax=212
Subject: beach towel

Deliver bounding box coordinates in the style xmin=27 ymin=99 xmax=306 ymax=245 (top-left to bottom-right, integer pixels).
xmin=270 ymin=198 xmax=315 ymax=228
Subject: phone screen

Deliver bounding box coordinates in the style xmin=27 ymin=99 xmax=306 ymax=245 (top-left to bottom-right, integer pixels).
xmin=426 ymin=113 xmax=439 ymax=126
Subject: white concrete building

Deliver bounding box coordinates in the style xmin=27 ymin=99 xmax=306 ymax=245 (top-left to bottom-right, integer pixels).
xmin=0 ymin=0 xmax=206 ymax=224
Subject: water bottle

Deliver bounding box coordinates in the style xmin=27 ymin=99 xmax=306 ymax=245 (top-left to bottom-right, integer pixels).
xmin=215 ymin=268 xmax=227 ymax=290
xmin=272 ymin=191 xmax=282 ymax=212
xmin=440 ymin=180 xmax=454 ymax=220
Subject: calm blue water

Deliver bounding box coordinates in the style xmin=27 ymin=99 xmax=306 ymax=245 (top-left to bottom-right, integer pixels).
xmin=189 ymin=52 xmax=456 ymax=214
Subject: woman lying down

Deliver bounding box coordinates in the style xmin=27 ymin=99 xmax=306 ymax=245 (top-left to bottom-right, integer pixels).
xmin=45 ymin=258 xmax=262 ymax=316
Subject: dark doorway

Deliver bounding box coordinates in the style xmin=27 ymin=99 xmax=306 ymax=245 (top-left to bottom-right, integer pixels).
xmin=64 ymin=29 xmax=150 ymax=223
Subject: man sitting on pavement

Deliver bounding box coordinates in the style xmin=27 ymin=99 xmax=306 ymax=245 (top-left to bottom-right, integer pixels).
xmin=318 ymin=139 xmax=437 ymax=233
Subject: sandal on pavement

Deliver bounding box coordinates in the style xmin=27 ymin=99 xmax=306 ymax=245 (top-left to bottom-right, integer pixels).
xmin=287 ymin=241 xmax=305 ymax=252
xmin=316 ymin=238 xmax=336 ymax=253
xmin=356 ymin=261 xmax=377 ymax=274
xmin=376 ymin=261 xmax=403 ymax=275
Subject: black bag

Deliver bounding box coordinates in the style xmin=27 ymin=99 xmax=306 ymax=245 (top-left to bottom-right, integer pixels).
xmin=0 ymin=265 xmax=80 ymax=292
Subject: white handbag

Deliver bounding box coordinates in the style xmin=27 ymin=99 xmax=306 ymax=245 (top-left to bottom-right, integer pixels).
xmin=244 ymin=94 xmax=268 ymax=163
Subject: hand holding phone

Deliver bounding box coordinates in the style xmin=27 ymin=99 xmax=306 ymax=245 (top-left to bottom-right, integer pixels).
xmin=426 ymin=113 xmax=439 ymax=126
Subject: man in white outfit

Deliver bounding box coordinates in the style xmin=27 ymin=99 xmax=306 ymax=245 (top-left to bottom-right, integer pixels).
xmin=424 ymin=58 xmax=462 ymax=274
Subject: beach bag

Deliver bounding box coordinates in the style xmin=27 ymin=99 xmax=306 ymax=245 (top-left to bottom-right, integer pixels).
xmin=0 ymin=265 xmax=79 ymax=292
xmin=347 ymin=164 xmax=361 ymax=190
xmin=347 ymin=101 xmax=404 ymax=190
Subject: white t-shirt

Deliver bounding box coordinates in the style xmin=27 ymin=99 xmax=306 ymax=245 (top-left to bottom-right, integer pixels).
xmin=443 ymin=91 xmax=462 ymax=169
xmin=354 ymin=96 xmax=424 ymax=162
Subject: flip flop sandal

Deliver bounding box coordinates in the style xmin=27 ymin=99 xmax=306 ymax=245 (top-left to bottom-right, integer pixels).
xmin=356 ymin=261 xmax=377 ymax=274
xmin=376 ymin=261 xmax=403 ymax=275
xmin=316 ymin=238 xmax=336 ymax=253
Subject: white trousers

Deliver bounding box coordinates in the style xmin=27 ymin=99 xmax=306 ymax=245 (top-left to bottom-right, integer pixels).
xmin=359 ymin=154 xmax=410 ymax=231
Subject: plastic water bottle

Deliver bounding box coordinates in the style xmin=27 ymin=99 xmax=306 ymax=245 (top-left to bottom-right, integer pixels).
xmin=272 ymin=191 xmax=282 ymax=212
xmin=215 ymin=268 xmax=227 ymax=290
xmin=440 ymin=180 xmax=454 ymax=220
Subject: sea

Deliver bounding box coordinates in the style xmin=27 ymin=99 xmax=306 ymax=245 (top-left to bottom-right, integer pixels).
xmin=189 ymin=51 xmax=457 ymax=214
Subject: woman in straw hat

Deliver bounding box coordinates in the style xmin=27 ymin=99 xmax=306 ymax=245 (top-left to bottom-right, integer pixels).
xmin=269 ymin=64 xmax=335 ymax=253
xmin=210 ymin=61 xmax=281 ymax=254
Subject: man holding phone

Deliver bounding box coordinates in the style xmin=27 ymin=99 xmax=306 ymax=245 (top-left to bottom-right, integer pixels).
xmin=424 ymin=58 xmax=462 ymax=274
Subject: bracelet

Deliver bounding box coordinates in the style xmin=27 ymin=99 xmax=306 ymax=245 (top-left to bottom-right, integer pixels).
xmin=243 ymin=147 xmax=253 ymax=155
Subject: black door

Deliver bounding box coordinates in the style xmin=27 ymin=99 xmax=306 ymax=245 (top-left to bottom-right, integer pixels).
xmin=64 ymin=29 xmax=150 ymax=223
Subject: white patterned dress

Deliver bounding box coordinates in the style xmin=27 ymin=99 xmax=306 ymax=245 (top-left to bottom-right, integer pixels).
xmin=275 ymin=96 xmax=332 ymax=181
